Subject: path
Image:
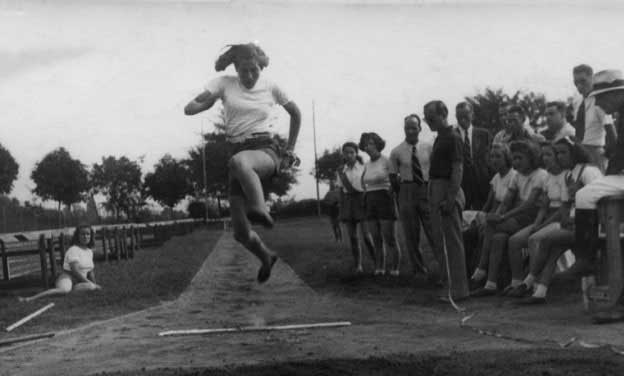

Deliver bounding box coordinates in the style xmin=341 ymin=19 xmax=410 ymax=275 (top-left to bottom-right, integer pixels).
xmin=1 ymin=232 xmax=623 ymax=375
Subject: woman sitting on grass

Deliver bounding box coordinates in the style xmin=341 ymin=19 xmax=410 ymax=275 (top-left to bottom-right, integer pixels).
xmin=504 ymin=142 xmax=567 ymax=297
xmin=359 ymin=132 xmax=401 ymax=277
xmin=512 ymin=138 xmax=603 ymax=304
xmin=336 ymin=141 xmax=376 ymax=274
xmin=19 ymin=225 xmax=101 ymax=302
xmin=470 ymin=140 xmax=547 ymax=296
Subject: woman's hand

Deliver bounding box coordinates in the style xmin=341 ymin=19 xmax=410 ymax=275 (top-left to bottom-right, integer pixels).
xmin=280 ymin=150 xmax=300 ymax=171
xmin=486 ymin=213 xmax=503 ymax=224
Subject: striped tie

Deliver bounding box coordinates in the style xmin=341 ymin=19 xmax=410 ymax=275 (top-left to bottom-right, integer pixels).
xmin=411 ymin=145 xmax=424 ymax=184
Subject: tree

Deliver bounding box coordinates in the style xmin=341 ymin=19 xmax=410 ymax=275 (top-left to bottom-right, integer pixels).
xmin=465 ymin=88 xmax=548 ymax=134
xmin=185 ymin=132 xmax=298 ymax=200
xmin=31 ymin=147 xmax=89 ymax=213
xmin=144 ymin=154 xmax=193 ymax=208
xmin=312 ymin=147 xmax=343 ymax=186
xmin=91 ymin=156 xmax=143 ymax=220
xmin=0 ymin=143 xmax=19 ymax=195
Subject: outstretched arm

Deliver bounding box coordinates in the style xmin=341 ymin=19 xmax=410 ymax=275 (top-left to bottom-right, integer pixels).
xmin=282 ymin=101 xmax=301 ymax=151
xmin=184 ymin=90 xmax=218 ymax=116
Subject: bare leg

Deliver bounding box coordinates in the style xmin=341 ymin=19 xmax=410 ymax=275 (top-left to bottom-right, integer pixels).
xmin=359 ymin=221 xmax=376 ymax=266
xmin=367 ymin=219 xmax=385 ymax=273
xmin=346 ymin=221 xmax=363 ymax=272
xmin=19 ymin=275 xmax=72 ymax=302
xmin=381 ymin=220 xmax=401 ymax=274
xmin=230 ymin=195 xmax=277 ymax=283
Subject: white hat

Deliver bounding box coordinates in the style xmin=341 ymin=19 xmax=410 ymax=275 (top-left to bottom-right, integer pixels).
xmin=588 ymin=69 xmax=624 ymax=97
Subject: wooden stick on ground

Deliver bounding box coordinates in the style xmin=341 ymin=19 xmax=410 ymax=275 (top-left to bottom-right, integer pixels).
xmin=6 ymin=303 xmax=55 ymax=332
xmin=0 ymin=332 xmax=55 ymax=347
xmin=158 ymin=321 xmax=352 ymax=337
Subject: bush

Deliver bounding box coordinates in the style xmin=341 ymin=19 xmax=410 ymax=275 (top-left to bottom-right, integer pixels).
xmin=272 ymin=198 xmax=321 ymax=219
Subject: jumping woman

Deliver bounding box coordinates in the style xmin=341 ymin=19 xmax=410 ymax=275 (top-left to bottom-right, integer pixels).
xmin=185 ymin=43 xmax=301 ymax=283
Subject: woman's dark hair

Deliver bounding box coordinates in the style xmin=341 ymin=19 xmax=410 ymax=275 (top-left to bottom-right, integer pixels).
xmin=358 ymin=132 xmax=386 ymax=153
xmin=342 ymin=142 xmax=363 ymax=164
xmin=510 ymin=140 xmax=541 ymax=170
xmin=554 ymin=137 xmax=592 ymax=165
xmin=215 ymin=43 xmax=269 ymax=72
xmin=490 ymin=142 xmax=512 ymax=168
xmin=71 ymin=224 xmax=95 ymax=248
xmin=538 ymin=141 xmax=557 ymax=169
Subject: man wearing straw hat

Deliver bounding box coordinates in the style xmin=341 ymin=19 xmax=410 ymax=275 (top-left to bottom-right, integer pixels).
xmin=569 ymin=69 xmax=624 ymax=324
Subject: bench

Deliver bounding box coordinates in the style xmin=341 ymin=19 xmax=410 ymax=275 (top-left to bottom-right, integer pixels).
xmin=588 ymin=194 xmax=624 ymax=309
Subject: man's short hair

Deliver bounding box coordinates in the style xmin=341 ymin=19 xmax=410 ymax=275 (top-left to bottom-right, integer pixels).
xmin=455 ymin=102 xmax=473 ymax=112
xmin=546 ymin=101 xmax=566 ymax=114
xmin=424 ymin=100 xmax=448 ymax=118
xmin=404 ymin=114 xmax=421 ymax=128
xmin=508 ymin=105 xmax=525 ymax=119
xmin=573 ymin=64 xmax=593 ymax=77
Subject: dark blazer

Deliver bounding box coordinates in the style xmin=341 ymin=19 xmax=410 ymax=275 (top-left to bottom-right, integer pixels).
xmin=455 ymin=125 xmax=493 ymax=210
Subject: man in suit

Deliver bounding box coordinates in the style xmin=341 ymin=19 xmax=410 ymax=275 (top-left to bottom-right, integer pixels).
xmin=455 ymin=102 xmax=493 ymax=210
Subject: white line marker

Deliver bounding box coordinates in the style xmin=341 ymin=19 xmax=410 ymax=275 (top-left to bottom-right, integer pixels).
xmin=159 ymin=321 xmax=352 ymax=337
xmin=6 ymin=303 xmax=55 ymax=332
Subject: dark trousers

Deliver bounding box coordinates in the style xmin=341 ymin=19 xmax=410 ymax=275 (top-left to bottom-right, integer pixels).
xmin=428 ymin=179 xmax=469 ymax=299
xmin=398 ymin=183 xmax=436 ymax=272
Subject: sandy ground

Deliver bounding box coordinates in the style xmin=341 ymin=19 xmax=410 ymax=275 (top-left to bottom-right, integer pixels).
xmin=1 ymin=231 xmax=624 ymax=376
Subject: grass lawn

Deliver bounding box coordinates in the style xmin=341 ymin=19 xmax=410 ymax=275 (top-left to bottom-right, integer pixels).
xmin=0 ymin=228 xmax=221 ymax=340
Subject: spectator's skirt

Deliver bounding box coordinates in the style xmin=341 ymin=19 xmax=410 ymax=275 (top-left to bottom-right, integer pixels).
xmin=364 ymin=189 xmax=397 ymax=221
xmin=340 ymin=192 xmax=365 ymax=222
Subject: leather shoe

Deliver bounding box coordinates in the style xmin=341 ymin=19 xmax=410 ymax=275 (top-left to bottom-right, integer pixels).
xmin=470 ymin=287 xmax=497 ymax=297
xmin=556 ymin=259 xmax=593 ymax=280
xmin=515 ymin=296 xmax=546 ymax=305
xmin=506 ymin=284 xmax=531 ymax=298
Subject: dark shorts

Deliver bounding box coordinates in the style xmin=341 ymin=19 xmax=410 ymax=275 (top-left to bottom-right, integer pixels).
xmin=228 ymin=135 xmax=283 ymax=196
xmin=365 ymin=190 xmax=397 ymax=221
xmin=340 ymin=192 xmax=365 ymax=222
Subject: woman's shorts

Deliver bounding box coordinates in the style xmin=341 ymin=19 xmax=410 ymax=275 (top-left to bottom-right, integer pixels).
xmin=365 ymin=190 xmax=397 ymax=221
xmin=228 ymin=135 xmax=283 ymax=196
xmin=340 ymin=192 xmax=365 ymax=222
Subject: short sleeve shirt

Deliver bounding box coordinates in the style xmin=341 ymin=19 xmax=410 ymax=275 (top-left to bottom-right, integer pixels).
xmin=509 ymin=168 xmax=548 ymax=202
xmin=204 ymin=75 xmax=290 ymax=142
xmin=430 ymin=126 xmax=463 ymax=179
xmin=336 ymin=162 xmax=365 ymax=193
xmin=543 ymin=171 xmax=568 ymax=208
xmin=63 ymin=245 xmax=94 ymax=278
xmin=490 ymin=169 xmax=517 ymax=202
xmin=389 ymin=140 xmax=432 ymax=182
xmin=362 ymin=155 xmax=392 ymax=191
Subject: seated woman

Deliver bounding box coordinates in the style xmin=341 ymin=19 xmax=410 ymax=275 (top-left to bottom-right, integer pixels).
xmin=465 ymin=143 xmax=516 ymax=280
xmin=513 ymin=138 xmax=602 ymax=304
xmin=359 ymin=132 xmax=401 ymax=276
xmin=19 ymin=225 xmax=101 ymax=302
xmin=336 ymin=141 xmax=376 ymax=274
xmin=470 ymin=140 xmax=547 ymax=296
xmin=504 ymin=142 xmax=567 ymax=297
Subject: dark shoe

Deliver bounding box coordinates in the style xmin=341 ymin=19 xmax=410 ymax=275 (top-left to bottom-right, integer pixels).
xmin=469 ymin=278 xmax=485 ymax=291
xmin=515 ymin=296 xmax=546 ymax=305
xmin=257 ymin=254 xmax=278 ymax=283
xmin=470 ymin=287 xmax=497 ymax=297
xmin=247 ymin=210 xmax=274 ymax=229
xmin=556 ymin=259 xmax=593 ymax=281
xmin=592 ymin=308 xmax=624 ymax=325
xmin=498 ymin=285 xmax=515 ymax=297
xmin=506 ymin=284 xmax=531 ymax=298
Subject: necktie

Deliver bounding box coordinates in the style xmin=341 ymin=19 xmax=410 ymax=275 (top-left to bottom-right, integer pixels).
xmin=464 ymin=131 xmax=473 ymax=166
xmin=411 ymin=145 xmax=424 ymax=184
xmin=575 ymin=99 xmax=585 ymax=143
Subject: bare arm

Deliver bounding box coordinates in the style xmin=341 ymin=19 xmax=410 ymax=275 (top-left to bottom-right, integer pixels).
xmin=184 ymin=90 xmax=218 ymax=116
xmin=282 ymin=101 xmax=301 ymax=151
xmin=67 ymin=262 xmax=91 ymax=284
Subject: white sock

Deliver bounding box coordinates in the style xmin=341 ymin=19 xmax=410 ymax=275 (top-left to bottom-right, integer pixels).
xmin=523 ymin=274 xmax=535 ymax=288
xmin=510 ymin=279 xmax=522 ymax=288
xmin=471 ymin=268 xmax=486 ymax=281
xmin=533 ymin=284 xmax=548 ymax=298
xmin=484 ymin=281 xmax=497 ymax=290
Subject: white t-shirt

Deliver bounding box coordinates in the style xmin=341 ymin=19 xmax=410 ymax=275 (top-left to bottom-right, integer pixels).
xmin=574 ymin=95 xmax=613 ymax=146
xmin=543 ymin=171 xmax=568 ymax=208
xmin=63 ymin=245 xmax=94 ymax=278
xmin=490 ymin=169 xmax=517 ymax=202
xmin=509 ymin=168 xmax=548 ymax=202
xmin=568 ymin=163 xmax=603 ymax=188
xmin=362 ymin=155 xmax=392 ymax=192
xmin=204 ymin=75 xmax=290 ymax=142
xmin=336 ymin=162 xmax=365 ymax=193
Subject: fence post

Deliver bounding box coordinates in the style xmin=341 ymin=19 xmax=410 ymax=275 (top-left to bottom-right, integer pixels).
xmin=102 ymin=228 xmax=109 ymax=262
xmin=0 ymin=240 xmax=8 ymax=281
xmin=121 ymin=227 xmax=128 ymax=260
xmin=59 ymin=233 xmax=67 ymax=262
xmin=113 ymin=227 xmax=121 ymax=262
xmin=38 ymin=235 xmax=49 ymax=288
xmin=129 ymin=226 xmax=136 ymax=258
xmin=47 ymin=237 xmax=57 ymax=279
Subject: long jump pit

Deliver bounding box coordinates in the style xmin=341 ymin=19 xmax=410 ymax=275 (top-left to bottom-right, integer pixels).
xmin=1 ymin=233 xmax=624 ymax=376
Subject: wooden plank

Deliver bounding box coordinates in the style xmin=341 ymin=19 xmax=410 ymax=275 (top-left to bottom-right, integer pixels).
xmin=1 ymin=239 xmax=8 ymax=281
xmin=6 ymin=303 xmax=55 ymax=332
xmin=158 ymin=321 xmax=352 ymax=337
xmin=0 ymin=332 xmax=55 ymax=347
xmin=38 ymin=235 xmax=48 ymax=288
